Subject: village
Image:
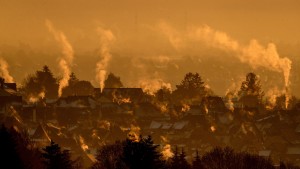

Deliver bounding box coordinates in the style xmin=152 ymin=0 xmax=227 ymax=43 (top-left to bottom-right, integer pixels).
xmin=1 ymin=74 xmax=300 ymax=167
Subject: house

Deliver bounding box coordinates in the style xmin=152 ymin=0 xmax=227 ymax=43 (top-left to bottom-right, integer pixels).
xmin=55 ymin=96 xmax=97 ymax=125
xmin=94 ymin=88 xmax=145 ymax=103
xmin=0 ymin=78 xmax=22 ymax=115
xmin=201 ymin=96 xmax=227 ymax=115
xmin=31 ymin=124 xmax=51 ymax=146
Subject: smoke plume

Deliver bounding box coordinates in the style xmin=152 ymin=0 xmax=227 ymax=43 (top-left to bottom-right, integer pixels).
xmin=45 ymin=20 xmax=74 ymax=97
xmin=0 ymin=57 xmax=14 ymax=83
xmin=139 ymin=79 xmax=172 ymax=95
xmin=161 ymin=144 xmax=174 ymax=160
xmin=96 ymin=27 xmax=115 ymax=92
xmin=159 ymin=22 xmax=292 ymax=90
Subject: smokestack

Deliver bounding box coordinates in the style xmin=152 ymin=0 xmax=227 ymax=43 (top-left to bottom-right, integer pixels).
xmin=0 ymin=57 xmax=14 ymax=83
xmin=45 ymin=20 xmax=74 ymax=97
xmin=96 ymin=27 xmax=115 ymax=92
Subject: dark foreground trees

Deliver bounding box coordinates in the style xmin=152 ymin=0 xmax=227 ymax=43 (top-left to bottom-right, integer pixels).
xmin=42 ymin=140 xmax=79 ymax=169
xmin=92 ymin=139 xmax=300 ymax=169
xmin=92 ymin=136 xmax=164 ymax=169
xmin=0 ymin=125 xmax=43 ymax=169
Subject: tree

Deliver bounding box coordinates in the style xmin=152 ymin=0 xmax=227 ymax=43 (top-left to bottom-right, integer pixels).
xmin=155 ymin=87 xmax=172 ymax=102
xmin=0 ymin=125 xmax=44 ymax=169
xmin=104 ymin=73 xmax=123 ymax=88
xmin=0 ymin=125 xmax=23 ymax=169
xmin=42 ymin=140 xmax=76 ymax=169
xmin=238 ymin=72 xmax=264 ymax=100
xmin=92 ymin=141 xmax=124 ymax=169
xmin=192 ymin=150 xmax=203 ymax=169
xmin=122 ymin=135 xmax=164 ymax=169
xmin=61 ymin=72 xmax=94 ymax=96
xmin=173 ymin=72 xmax=207 ymax=104
xmin=169 ymin=147 xmax=191 ymax=169
xmin=22 ymin=65 xmax=59 ymax=100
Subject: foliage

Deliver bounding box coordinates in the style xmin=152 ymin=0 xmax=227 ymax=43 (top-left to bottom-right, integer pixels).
xmin=22 ymin=65 xmax=59 ymax=100
xmin=62 ymin=72 xmax=94 ymax=96
xmin=91 ymin=141 xmax=124 ymax=169
xmin=192 ymin=150 xmax=204 ymax=169
xmin=201 ymin=147 xmax=274 ymax=169
xmin=122 ymin=136 xmax=164 ymax=169
xmin=42 ymin=140 xmax=77 ymax=169
xmin=169 ymin=147 xmax=191 ymax=169
xmin=0 ymin=125 xmax=44 ymax=169
xmin=238 ymin=72 xmax=264 ymax=100
xmin=104 ymin=73 xmax=123 ymax=88
xmin=93 ymin=136 xmax=164 ymax=169
xmin=173 ymin=72 xmax=207 ymax=104
xmin=155 ymin=87 xmax=172 ymax=102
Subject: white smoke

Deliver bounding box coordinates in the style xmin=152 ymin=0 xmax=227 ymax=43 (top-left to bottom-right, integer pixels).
xmin=159 ymin=22 xmax=292 ymax=91
xmin=161 ymin=144 xmax=174 ymax=160
xmin=96 ymin=27 xmax=115 ymax=92
xmin=139 ymin=79 xmax=172 ymax=95
xmin=45 ymin=20 xmax=74 ymax=97
xmin=0 ymin=57 xmax=14 ymax=83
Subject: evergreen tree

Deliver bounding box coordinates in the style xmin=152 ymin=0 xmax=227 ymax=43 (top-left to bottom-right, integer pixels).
xmin=178 ymin=149 xmax=191 ymax=169
xmin=104 ymin=73 xmax=123 ymax=88
xmin=42 ymin=140 xmax=75 ymax=169
xmin=173 ymin=72 xmax=207 ymax=104
xmin=22 ymin=65 xmax=59 ymax=100
xmin=238 ymin=72 xmax=264 ymax=100
xmin=91 ymin=141 xmax=124 ymax=169
xmin=0 ymin=125 xmax=44 ymax=169
xmin=192 ymin=150 xmax=203 ymax=169
xmin=61 ymin=72 xmax=94 ymax=96
xmin=0 ymin=125 xmax=23 ymax=169
xmin=122 ymin=135 xmax=164 ymax=169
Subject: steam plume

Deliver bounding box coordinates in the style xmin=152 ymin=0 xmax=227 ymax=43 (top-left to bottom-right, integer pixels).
xmin=45 ymin=20 xmax=74 ymax=97
xmin=159 ymin=22 xmax=292 ymax=91
xmin=139 ymin=79 xmax=172 ymax=95
xmin=161 ymin=144 xmax=174 ymax=160
xmin=96 ymin=27 xmax=115 ymax=92
xmin=0 ymin=57 xmax=14 ymax=83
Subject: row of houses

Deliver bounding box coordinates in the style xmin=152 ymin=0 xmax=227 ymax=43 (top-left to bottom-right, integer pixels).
xmin=2 ymin=78 xmax=300 ymax=166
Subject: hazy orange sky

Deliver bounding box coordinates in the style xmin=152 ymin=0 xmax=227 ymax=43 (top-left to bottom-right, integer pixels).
xmin=0 ymin=0 xmax=299 ymax=96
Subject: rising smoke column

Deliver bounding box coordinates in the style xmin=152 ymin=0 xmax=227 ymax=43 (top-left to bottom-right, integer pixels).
xmin=139 ymin=78 xmax=172 ymax=95
xmin=45 ymin=20 xmax=74 ymax=97
xmin=159 ymin=22 xmax=292 ymax=106
xmin=96 ymin=27 xmax=115 ymax=92
xmin=0 ymin=57 xmax=14 ymax=83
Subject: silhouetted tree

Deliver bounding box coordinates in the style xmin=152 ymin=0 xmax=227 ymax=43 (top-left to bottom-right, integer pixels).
xmin=238 ymin=72 xmax=264 ymax=100
xmin=104 ymin=73 xmax=123 ymax=88
xmin=173 ymin=72 xmax=207 ymax=104
xmin=192 ymin=150 xmax=203 ymax=169
xmin=61 ymin=72 xmax=94 ymax=96
xmin=22 ymin=65 xmax=59 ymax=100
xmin=122 ymin=135 xmax=164 ymax=169
xmin=42 ymin=140 xmax=75 ymax=169
xmin=155 ymin=87 xmax=172 ymax=102
xmin=91 ymin=141 xmax=124 ymax=169
xmin=0 ymin=125 xmax=23 ymax=169
xmin=169 ymin=146 xmax=180 ymax=169
xmin=0 ymin=125 xmax=44 ymax=169
xmin=178 ymin=149 xmax=191 ymax=169
xmin=201 ymin=147 xmax=275 ymax=169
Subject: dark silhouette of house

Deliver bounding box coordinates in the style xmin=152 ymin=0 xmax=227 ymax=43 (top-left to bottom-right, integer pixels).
xmin=0 ymin=78 xmax=22 ymax=116
xmin=201 ymin=96 xmax=227 ymax=115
